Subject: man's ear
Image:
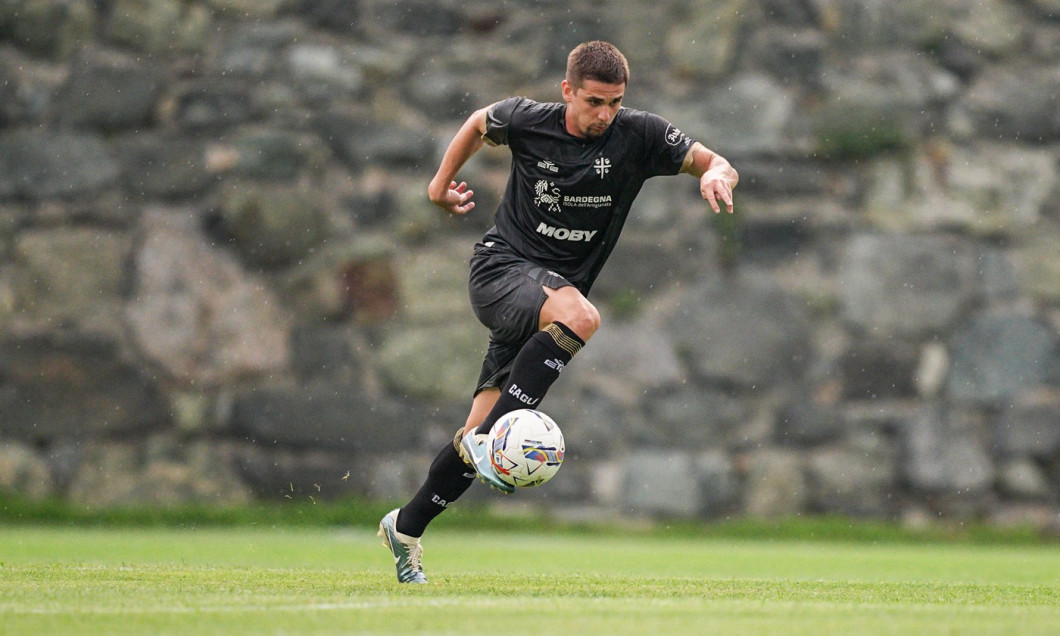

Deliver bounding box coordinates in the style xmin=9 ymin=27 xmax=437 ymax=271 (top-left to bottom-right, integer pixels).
xmin=561 ymin=79 xmax=574 ymax=103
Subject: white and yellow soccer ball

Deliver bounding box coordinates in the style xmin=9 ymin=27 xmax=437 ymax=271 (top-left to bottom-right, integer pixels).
xmin=487 ymin=409 xmax=565 ymax=488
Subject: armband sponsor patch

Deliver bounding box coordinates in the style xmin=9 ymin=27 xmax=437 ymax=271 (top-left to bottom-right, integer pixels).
xmin=664 ymin=123 xmax=688 ymax=146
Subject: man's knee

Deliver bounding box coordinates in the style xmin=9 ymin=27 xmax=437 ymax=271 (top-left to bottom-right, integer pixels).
xmin=541 ymin=287 xmax=600 ymax=341
xmin=562 ymin=302 xmax=600 ymax=341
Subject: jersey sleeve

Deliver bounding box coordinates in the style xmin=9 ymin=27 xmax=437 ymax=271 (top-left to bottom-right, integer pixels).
xmin=639 ymin=112 xmax=696 ymax=177
xmin=482 ymin=97 xmax=526 ymax=147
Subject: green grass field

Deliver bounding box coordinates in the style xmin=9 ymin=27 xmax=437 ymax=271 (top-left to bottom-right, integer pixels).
xmin=1 ymin=522 xmax=1058 ymax=635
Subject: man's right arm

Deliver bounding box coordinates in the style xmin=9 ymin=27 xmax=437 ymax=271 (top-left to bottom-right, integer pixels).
xmin=427 ymin=105 xmax=493 ymax=215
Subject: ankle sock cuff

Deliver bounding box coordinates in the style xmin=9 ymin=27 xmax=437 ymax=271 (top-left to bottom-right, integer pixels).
xmin=393 ymin=510 xmax=422 ymax=541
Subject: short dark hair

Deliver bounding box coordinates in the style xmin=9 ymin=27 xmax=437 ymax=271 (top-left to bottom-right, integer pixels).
xmin=566 ymin=41 xmax=629 ymax=88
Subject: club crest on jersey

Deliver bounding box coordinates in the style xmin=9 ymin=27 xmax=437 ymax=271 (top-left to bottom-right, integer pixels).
xmin=534 ymin=180 xmax=562 ymax=213
xmin=594 ymin=157 xmax=611 ymax=178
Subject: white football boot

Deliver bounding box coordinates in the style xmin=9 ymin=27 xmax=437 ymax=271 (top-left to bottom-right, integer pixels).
xmin=458 ymin=429 xmax=515 ymax=494
xmin=377 ymin=509 xmax=427 ymax=584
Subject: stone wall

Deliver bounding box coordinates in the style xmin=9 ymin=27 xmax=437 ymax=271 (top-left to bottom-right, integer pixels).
xmin=1 ymin=0 xmax=1059 ymax=529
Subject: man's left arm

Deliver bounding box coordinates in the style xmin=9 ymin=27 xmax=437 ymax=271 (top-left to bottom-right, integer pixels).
xmin=680 ymin=142 xmax=738 ymax=214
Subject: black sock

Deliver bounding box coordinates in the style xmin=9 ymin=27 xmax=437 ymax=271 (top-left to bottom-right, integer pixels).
xmin=474 ymin=322 xmax=584 ymax=434
xmin=396 ymin=440 xmax=474 ymax=537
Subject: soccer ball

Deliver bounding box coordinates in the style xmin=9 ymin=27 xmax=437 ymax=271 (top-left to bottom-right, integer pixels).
xmin=487 ymin=409 xmax=565 ymax=488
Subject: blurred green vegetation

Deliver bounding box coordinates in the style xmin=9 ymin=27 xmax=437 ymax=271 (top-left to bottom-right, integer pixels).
xmin=0 ymin=494 xmax=1054 ymax=546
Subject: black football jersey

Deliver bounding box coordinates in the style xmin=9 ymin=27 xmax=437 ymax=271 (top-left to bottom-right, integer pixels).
xmin=480 ymin=96 xmax=695 ymax=294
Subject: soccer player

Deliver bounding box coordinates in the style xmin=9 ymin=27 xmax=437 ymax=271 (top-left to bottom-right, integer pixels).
xmin=378 ymin=40 xmax=738 ymax=583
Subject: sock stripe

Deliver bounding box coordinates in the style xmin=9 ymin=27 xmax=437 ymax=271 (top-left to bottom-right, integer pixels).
xmin=544 ymin=322 xmax=583 ymax=358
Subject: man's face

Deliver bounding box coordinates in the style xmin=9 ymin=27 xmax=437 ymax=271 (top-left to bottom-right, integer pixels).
xmin=562 ymin=78 xmax=625 ymax=139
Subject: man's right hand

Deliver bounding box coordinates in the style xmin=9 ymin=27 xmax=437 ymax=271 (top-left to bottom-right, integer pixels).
xmin=428 ymin=179 xmax=475 ymax=215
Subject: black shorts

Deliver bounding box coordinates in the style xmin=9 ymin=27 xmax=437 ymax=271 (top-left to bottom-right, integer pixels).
xmin=468 ymin=241 xmax=573 ymax=394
